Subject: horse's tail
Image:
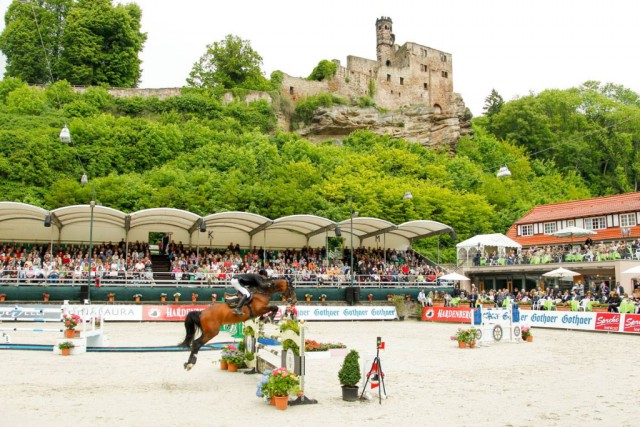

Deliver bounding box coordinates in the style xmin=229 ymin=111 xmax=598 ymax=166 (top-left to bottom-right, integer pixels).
xmin=179 ymin=310 xmax=202 ymax=348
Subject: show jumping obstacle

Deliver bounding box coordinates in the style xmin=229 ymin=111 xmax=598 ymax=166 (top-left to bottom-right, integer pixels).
xmin=472 ymin=302 xmax=525 ymax=344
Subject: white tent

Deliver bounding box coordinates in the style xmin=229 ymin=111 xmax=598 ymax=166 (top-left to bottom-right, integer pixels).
xmin=456 ymin=233 xmax=522 ymax=263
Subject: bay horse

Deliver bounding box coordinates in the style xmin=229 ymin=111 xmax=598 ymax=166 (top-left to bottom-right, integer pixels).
xmin=179 ymin=278 xmax=296 ymax=370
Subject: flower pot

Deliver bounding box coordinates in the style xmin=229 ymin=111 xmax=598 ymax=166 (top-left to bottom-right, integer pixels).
xmin=274 ymin=395 xmax=288 ymax=410
xmin=64 ymin=329 xmax=75 ymax=339
xmin=134 ymin=297 xmax=140 ymax=302
xmin=321 ymin=298 xmax=326 ymax=303
xmin=387 ymin=296 xmax=392 ymax=302
xmin=368 ymin=295 xmax=373 ymax=302
xmin=405 ymin=296 xmax=411 ymax=301
xmin=228 ymin=363 xmax=238 ymax=372
xmin=305 ymin=297 xmax=311 ymax=302
xmin=526 ymin=336 xmax=533 ymax=342
xmin=458 ymin=341 xmax=466 ymax=349
xmin=174 ymin=297 xmax=180 ymax=302
xmin=469 ymin=342 xmax=476 ymax=349
xmin=556 ymin=305 xmax=571 ymax=311
xmin=211 ymin=296 xmax=217 ymax=302
xmin=108 ymin=296 xmax=114 ymax=302
xmin=219 ymin=360 xmax=228 ymax=370
xmin=61 ymin=348 xmax=71 ymax=356
xmin=191 ymin=297 xmax=197 ymax=302
xmin=0 ymin=295 xmax=5 ymax=302
xmin=341 ymin=385 xmax=359 ymax=402
xmin=519 ymin=305 xmax=532 ymax=310
xmin=43 ymin=296 xmax=49 ymax=302
xmin=270 ymin=396 xmax=275 ymax=406
xmin=160 ymin=296 xmax=166 ymax=302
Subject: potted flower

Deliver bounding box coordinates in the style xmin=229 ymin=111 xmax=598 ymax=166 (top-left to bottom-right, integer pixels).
xmin=305 ymin=293 xmax=312 ymax=302
xmin=521 ymin=326 xmax=533 ymax=342
xmin=0 ymin=293 xmax=6 ymax=302
xmin=211 ymin=293 xmax=217 ymax=302
xmin=405 ymin=294 xmax=411 ymax=302
xmin=173 ymin=292 xmax=181 ymax=302
xmin=387 ymin=294 xmax=393 ymax=302
xmin=261 ymin=367 xmax=302 ymax=410
xmin=160 ymin=292 xmax=167 ymax=302
xmin=191 ymin=293 xmax=199 ymax=302
xmin=368 ymin=293 xmax=374 ymax=302
xmin=320 ymin=294 xmax=327 ymax=302
xmin=133 ymin=293 xmax=142 ymax=302
xmin=227 ymin=349 xmax=246 ymax=372
xmin=43 ymin=293 xmax=50 ymax=302
xmin=62 ymin=313 xmax=82 ymax=338
xmin=107 ymin=292 xmax=115 ymax=302
xmin=58 ymin=341 xmax=75 ymax=356
xmin=451 ymin=327 xmax=477 ymax=348
xmin=219 ymin=345 xmax=234 ymax=370
xmin=338 ymin=349 xmax=361 ymax=401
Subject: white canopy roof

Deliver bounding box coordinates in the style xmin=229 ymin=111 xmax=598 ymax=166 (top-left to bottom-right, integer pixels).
xmin=0 ymin=202 xmax=455 ymax=250
xmin=456 ymin=233 xmax=522 ymax=250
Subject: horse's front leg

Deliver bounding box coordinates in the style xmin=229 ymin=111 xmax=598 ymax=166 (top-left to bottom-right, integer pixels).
xmin=265 ymin=305 xmax=280 ymax=323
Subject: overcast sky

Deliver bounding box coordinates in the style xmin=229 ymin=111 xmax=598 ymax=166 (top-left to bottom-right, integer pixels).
xmin=1 ymin=0 xmax=639 ymax=116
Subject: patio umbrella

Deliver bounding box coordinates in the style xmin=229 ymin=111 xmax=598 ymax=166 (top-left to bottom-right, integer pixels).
xmin=542 ymin=267 xmax=581 ymax=281
xmin=622 ymin=265 xmax=640 ymax=275
xmin=438 ymin=272 xmax=470 ymax=281
xmin=550 ymin=226 xmax=596 ymax=240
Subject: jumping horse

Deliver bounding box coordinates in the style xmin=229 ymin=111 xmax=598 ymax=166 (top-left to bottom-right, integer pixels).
xmin=179 ymin=278 xmax=296 ymax=370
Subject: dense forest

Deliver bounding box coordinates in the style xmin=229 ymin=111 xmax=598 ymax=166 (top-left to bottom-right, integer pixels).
xmin=1 ymin=77 xmax=638 ymax=262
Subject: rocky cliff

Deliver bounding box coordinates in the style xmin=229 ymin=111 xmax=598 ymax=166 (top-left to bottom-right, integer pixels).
xmin=292 ymin=93 xmax=472 ymax=151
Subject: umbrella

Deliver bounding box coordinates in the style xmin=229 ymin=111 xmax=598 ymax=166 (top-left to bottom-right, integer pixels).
xmin=438 ymin=272 xmax=470 ymax=281
xmin=550 ymin=226 xmax=596 ymax=239
xmin=542 ymin=267 xmax=581 ymax=281
xmin=622 ymin=265 xmax=640 ymax=275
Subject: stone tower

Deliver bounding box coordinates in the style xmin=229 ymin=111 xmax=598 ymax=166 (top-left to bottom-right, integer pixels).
xmin=376 ymin=17 xmax=395 ymax=64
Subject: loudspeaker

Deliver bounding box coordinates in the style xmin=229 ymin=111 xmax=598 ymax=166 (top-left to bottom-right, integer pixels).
xmin=334 ymin=226 xmax=342 ymax=237
xmin=345 ymin=287 xmax=354 ymax=304
xmin=199 ymin=219 xmax=206 ymax=232
xmin=80 ymin=285 xmax=89 ymax=301
xmin=44 ymin=214 xmax=52 ymax=227
xmin=353 ymin=286 xmax=360 ymax=303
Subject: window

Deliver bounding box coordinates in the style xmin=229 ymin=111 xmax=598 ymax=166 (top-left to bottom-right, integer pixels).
xmin=421 ymin=48 xmax=427 ymax=57
xmin=386 ymin=60 xmax=391 ymax=66
xmin=584 ymin=216 xmax=606 ymax=230
xmin=399 ymin=77 xmax=404 ymax=85
xmin=544 ymin=223 xmax=557 ymax=234
xmin=620 ymin=213 xmax=637 ymax=227
xmin=521 ymin=225 xmax=533 ymax=236
xmin=289 ymin=86 xmax=294 ymax=95
xmin=423 ymin=83 xmax=428 ymax=90
xmin=440 ymin=53 xmax=447 ymax=62
xmin=420 ymin=64 xmax=427 ymax=72
xmin=386 ymin=74 xmax=391 ymax=82
xmin=567 ymin=219 xmax=575 ymax=227
xmin=441 ymin=71 xmax=448 ymax=78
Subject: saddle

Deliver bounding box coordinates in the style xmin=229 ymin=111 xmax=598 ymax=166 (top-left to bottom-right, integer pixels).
xmin=223 ymin=292 xmax=254 ymax=308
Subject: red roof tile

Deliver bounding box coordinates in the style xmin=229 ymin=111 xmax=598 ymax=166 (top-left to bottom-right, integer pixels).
xmin=513 ymin=192 xmax=640 ymax=224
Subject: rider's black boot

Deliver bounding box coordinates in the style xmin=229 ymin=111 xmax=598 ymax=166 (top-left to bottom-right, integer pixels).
xmin=233 ymin=295 xmax=248 ymax=315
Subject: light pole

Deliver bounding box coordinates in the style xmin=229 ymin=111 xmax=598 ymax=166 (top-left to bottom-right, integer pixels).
xmin=62 ymin=126 xmax=94 ymax=302
xmin=349 ymin=198 xmax=359 ymax=285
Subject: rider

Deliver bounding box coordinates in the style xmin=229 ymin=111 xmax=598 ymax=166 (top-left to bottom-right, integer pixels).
xmin=231 ymin=269 xmax=270 ymax=315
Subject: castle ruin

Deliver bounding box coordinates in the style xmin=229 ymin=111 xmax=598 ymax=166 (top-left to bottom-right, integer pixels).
xmin=281 ymin=16 xmax=456 ymax=114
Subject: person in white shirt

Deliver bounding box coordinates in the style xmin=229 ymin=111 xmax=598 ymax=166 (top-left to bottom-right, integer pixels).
xmin=417 ymin=289 xmax=428 ymax=307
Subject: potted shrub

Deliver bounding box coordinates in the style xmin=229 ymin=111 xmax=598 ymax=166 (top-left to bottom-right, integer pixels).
xmin=338 ymin=349 xmax=361 ymax=401
xmin=173 ymin=292 xmax=181 ymax=302
xmin=0 ymin=293 xmax=5 ymax=302
xmin=133 ymin=293 xmax=142 ymax=302
xmin=107 ymin=292 xmax=115 ymax=302
xmin=43 ymin=293 xmax=50 ymax=302
xmin=320 ymin=294 xmax=327 ymax=303
xmin=227 ymin=348 xmax=246 ymax=372
xmin=211 ymin=293 xmax=217 ymax=302
xmin=556 ymin=302 xmax=570 ymax=311
xmin=160 ymin=292 xmax=167 ymax=302
xmin=391 ymin=295 xmax=408 ymax=320
xmin=433 ymin=298 xmax=445 ymax=307
xmin=451 ymin=328 xmax=470 ymax=348
xmin=58 ymin=340 xmax=75 ymax=356
xmin=367 ymin=293 xmax=374 ymax=302
xmin=305 ymin=293 xmax=312 ymax=302
xmin=191 ymin=293 xmax=198 ymax=302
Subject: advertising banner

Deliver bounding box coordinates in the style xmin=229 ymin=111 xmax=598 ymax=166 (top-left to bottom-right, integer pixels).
xmin=594 ymin=312 xmax=621 ymax=332
xmin=422 ymin=306 xmax=472 ymax=322
xmin=622 ymin=314 xmax=640 ymax=333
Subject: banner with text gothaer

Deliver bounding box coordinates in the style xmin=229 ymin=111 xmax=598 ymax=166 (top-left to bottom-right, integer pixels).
xmin=422 ymin=306 xmax=473 ymax=322
xmin=140 ymin=305 xmax=397 ymax=321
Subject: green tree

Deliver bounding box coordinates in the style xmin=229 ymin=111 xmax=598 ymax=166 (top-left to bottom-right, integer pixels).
xmin=307 ymin=59 xmax=337 ymax=81
xmin=186 ymin=34 xmax=270 ymax=90
xmin=0 ymin=0 xmax=146 ymax=87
